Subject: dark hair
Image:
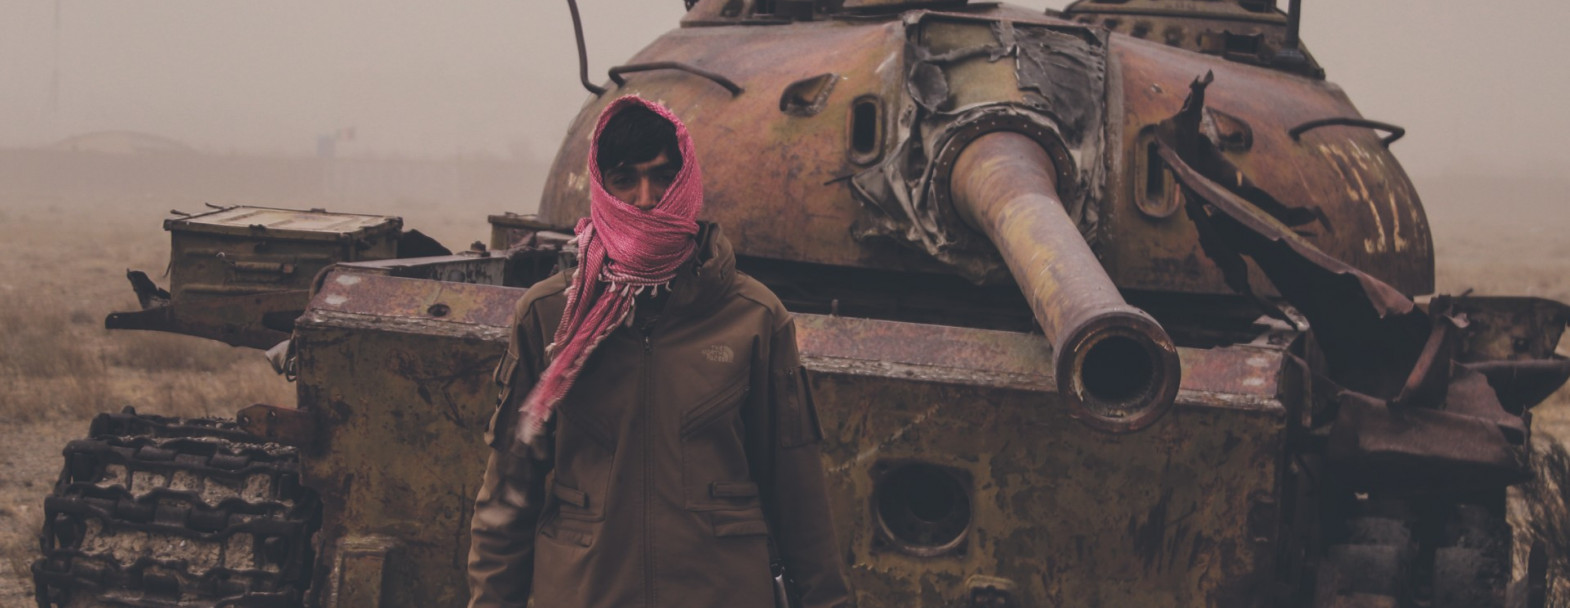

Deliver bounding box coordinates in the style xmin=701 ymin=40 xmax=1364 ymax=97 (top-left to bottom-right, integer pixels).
xmin=595 ymin=105 xmax=683 ymax=174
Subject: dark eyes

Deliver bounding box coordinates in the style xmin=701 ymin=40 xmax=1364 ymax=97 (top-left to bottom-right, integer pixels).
xmin=606 ymin=170 xmax=677 ymax=190
xmin=607 ymin=172 xmax=639 ymax=189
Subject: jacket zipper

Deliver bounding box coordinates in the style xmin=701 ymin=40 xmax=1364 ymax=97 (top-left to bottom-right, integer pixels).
xmin=641 ymin=323 xmax=655 ymax=607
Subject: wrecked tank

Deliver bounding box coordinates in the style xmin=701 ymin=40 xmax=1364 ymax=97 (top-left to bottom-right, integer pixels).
xmin=32 ymin=0 xmax=1570 ymax=606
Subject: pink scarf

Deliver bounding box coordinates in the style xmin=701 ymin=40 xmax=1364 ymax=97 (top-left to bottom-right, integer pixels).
xmin=516 ymin=96 xmax=703 ymax=445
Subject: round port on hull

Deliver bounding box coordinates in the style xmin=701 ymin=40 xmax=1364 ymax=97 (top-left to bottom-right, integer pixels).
xmin=873 ymin=462 xmax=971 ymax=557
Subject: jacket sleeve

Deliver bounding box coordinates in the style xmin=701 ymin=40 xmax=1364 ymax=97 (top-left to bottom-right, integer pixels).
xmin=467 ymin=301 xmax=554 ymax=608
xmin=765 ymin=317 xmax=852 ymax=608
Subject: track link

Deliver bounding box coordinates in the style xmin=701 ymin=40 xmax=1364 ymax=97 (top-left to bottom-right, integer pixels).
xmin=32 ymin=409 xmax=320 ymax=608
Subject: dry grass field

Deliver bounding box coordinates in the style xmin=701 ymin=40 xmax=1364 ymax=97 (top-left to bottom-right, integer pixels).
xmin=0 ymin=189 xmax=496 ymax=603
xmin=0 ymin=195 xmax=295 ymax=603
xmin=0 ymin=172 xmax=1564 ymax=603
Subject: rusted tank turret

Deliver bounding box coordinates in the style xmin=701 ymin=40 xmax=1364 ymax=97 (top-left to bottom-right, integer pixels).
xmin=32 ymin=1 xmax=1570 ymax=607
xmin=527 ymin=1 xmax=1554 ymax=605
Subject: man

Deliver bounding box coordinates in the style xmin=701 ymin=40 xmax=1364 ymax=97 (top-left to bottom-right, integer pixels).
xmin=467 ymin=95 xmax=850 ymax=608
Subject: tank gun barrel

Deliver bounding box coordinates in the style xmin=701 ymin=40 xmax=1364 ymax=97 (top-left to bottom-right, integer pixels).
xmin=950 ymin=131 xmax=1181 ymax=432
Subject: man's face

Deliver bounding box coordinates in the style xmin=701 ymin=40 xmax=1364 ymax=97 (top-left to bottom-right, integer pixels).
xmin=604 ymin=151 xmax=679 ymax=211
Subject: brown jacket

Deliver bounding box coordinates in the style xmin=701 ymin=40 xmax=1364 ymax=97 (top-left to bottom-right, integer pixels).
xmin=467 ymin=224 xmax=849 ymax=608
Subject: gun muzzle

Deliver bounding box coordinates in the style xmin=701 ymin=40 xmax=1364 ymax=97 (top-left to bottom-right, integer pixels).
xmin=950 ymin=131 xmax=1180 ymax=432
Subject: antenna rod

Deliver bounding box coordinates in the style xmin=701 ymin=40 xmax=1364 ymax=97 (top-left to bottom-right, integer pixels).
xmin=1284 ymin=0 xmax=1302 ymax=50
xmin=1271 ymin=0 xmax=1313 ymax=75
xmin=567 ymin=0 xmax=606 ymax=96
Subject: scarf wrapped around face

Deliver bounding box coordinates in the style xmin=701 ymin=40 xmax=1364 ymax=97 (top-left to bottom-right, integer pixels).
xmin=515 ymin=96 xmax=703 ymax=445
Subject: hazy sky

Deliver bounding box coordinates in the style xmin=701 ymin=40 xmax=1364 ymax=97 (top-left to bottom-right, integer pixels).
xmin=2 ymin=1 xmax=1566 ymax=177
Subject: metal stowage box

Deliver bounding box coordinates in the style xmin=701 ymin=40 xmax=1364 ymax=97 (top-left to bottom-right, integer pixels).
xmin=164 ymin=206 xmax=402 ymax=301
xmin=97 ymin=205 xmax=411 ymax=348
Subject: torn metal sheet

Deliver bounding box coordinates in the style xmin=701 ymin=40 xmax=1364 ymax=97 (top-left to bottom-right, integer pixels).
xmin=1013 ymin=24 xmax=1104 ymax=142
xmin=1155 ymin=119 xmax=1429 ymax=398
xmin=1104 ymin=39 xmax=1432 ymax=298
xmin=1149 ymin=76 xmax=1556 ymax=505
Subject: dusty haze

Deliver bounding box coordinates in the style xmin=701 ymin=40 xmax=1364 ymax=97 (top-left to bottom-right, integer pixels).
xmin=1 ymin=0 xmax=1563 ymax=295
xmin=3 ymin=1 xmax=1568 ymax=178
xmin=0 ymin=2 xmax=1567 ymax=602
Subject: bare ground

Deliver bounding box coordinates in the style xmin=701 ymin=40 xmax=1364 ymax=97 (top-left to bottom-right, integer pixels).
xmin=0 ymin=173 xmax=1566 ymax=604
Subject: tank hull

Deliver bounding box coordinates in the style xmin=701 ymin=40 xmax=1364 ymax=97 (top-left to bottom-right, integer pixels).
xmin=278 ymin=262 xmax=1294 ymax=607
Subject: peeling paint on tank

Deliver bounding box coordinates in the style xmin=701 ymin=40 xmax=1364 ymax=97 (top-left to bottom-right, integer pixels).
xmin=1386 ymin=192 xmax=1410 ymax=252
xmin=875 ymin=52 xmax=897 ymax=76
xmin=336 ymin=274 xmax=361 ymax=286
xmin=324 ymin=295 xmax=348 ymax=306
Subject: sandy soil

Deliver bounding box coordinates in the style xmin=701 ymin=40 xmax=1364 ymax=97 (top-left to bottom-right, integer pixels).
xmin=0 ymin=416 xmax=93 ymax=604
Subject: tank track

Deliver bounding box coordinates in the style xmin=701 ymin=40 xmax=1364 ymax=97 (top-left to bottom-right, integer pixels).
xmin=1313 ymin=494 xmax=1513 ymax=608
xmin=32 ymin=408 xmax=320 ymax=608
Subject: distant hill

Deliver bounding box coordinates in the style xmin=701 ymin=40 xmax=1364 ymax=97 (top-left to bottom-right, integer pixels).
xmin=51 ymin=131 xmax=196 ymax=155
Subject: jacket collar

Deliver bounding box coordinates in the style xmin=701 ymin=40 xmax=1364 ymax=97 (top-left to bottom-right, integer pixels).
xmin=660 ymin=221 xmax=735 ymax=320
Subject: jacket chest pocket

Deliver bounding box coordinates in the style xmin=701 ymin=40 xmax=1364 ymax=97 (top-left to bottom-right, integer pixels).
xmin=680 ymin=373 xmax=757 ymax=510
xmin=538 ymin=480 xmax=597 ymax=549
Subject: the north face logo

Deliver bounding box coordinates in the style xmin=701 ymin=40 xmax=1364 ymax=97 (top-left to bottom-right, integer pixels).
xmin=703 ymin=345 xmax=734 ymax=363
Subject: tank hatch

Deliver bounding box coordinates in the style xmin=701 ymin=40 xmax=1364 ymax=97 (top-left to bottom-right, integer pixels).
xmin=1062 ymin=0 xmax=1323 ymax=77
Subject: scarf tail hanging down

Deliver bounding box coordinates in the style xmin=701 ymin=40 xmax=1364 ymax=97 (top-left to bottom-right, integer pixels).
xmin=515 ymin=96 xmax=703 ymax=445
